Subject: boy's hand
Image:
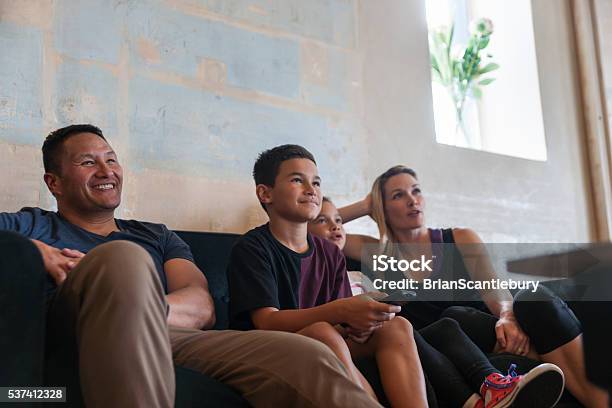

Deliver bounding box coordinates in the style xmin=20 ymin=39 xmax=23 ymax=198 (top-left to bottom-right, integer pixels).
xmin=336 ymin=295 xmax=400 ymax=331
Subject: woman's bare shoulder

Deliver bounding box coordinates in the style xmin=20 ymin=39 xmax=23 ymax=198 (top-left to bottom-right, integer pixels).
xmin=451 ymin=227 xmax=483 ymax=244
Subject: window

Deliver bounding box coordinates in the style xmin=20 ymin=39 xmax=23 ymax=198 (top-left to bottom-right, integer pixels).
xmin=426 ymin=0 xmax=547 ymax=161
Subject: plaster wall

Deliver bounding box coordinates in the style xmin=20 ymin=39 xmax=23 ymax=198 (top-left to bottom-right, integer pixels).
xmin=0 ymin=0 xmax=593 ymax=242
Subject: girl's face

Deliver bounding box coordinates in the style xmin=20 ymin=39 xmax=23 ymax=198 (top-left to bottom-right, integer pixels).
xmin=382 ymin=173 xmax=425 ymax=233
xmin=308 ymin=201 xmax=346 ymax=250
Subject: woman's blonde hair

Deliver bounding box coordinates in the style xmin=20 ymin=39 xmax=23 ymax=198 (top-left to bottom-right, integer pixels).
xmin=370 ymin=165 xmax=418 ymax=248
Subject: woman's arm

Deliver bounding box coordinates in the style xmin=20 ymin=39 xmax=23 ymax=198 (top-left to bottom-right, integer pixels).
xmin=344 ymin=234 xmax=379 ymax=262
xmin=453 ymin=228 xmax=513 ymax=311
xmin=453 ymin=228 xmax=530 ymax=355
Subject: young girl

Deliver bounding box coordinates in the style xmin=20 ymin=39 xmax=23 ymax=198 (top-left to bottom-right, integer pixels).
xmin=309 ymin=197 xmax=377 ymax=295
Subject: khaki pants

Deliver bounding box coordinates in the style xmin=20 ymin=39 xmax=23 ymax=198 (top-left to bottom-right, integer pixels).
xmin=47 ymin=241 xmax=380 ymax=408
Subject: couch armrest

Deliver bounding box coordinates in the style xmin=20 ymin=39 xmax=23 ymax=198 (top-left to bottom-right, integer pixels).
xmin=0 ymin=231 xmax=47 ymax=386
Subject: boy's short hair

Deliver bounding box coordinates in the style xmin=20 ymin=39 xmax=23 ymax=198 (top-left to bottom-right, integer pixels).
xmin=253 ymin=144 xmax=317 ymax=211
xmin=253 ymin=144 xmax=316 ymax=186
xmin=42 ymin=124 xmax=106 ymax=174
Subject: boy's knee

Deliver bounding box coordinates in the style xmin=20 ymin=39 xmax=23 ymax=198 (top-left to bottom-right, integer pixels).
xmin=302 ymin=321 xmax=344 ymax=347
xmin=382 ymin=316 xmax=413 ymax=336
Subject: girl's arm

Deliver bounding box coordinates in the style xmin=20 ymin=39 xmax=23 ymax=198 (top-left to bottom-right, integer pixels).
xmin=337 ymin=193 xmax=372 ymax=224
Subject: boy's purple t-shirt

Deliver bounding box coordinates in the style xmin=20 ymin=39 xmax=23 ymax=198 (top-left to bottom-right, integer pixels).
xmin=298 ymin=234 xmax=352 ymax=308
xmin=228 ymin=223 xmax=352 ymax=330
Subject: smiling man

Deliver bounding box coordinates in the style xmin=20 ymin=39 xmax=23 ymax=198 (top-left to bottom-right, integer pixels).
xmin=0 ymin=125 xmax=381 ymax=408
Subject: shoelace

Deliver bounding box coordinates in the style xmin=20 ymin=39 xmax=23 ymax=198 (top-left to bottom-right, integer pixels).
xmin=484 ymin=364 xmax=519 ymax=390
xmin=507 ymin=363 xmax=518 ymax=378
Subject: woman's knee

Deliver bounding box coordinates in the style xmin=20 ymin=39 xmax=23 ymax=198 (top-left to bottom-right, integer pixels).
xmin=513 ymin=285 xmax=559 ymax=323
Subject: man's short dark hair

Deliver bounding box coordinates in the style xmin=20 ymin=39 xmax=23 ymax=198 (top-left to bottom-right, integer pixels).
xmin=42 ymin=124 xmax=106 ymax=174
xmin=252 ymin=144 xmax=316 ymax=187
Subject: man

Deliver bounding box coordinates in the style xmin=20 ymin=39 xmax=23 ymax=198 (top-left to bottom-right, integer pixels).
xmin=0 ymin=124 xmax=381 ymax=407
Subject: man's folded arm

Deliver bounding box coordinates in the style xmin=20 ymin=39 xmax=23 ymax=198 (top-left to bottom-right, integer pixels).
xmin=165 ymin=258 xmax=216 ymax=330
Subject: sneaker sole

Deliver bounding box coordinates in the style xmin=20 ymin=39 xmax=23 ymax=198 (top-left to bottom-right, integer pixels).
xmin=510 ymin=363 xmax=565 ymax=408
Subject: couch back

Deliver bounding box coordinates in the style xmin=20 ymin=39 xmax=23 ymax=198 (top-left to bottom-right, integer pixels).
xmin=174 ymin=231 xmax=240 ymax=330
xmin=174 ymin=230 xmax=364 ymax=330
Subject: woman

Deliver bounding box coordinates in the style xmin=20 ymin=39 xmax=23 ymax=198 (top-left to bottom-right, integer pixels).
xmin=338 ymin=165 xmax=609 ymax=408
xmin=308 ymin=196 xmax=565 ymax=408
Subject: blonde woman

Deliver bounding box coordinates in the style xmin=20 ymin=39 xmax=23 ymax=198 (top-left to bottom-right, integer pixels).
xmin=339 ymin=165 xmax=609 ymax=408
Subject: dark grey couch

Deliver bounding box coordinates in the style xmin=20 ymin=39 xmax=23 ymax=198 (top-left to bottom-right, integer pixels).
xmin=0 ymin=231 xmax=248 ymax=407
xmin=0 ymin=230 xmax=582 ymax=407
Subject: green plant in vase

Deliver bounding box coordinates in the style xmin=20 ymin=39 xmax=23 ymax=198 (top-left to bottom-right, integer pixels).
xmin=429 ymin=18 xmax=499 ymax=144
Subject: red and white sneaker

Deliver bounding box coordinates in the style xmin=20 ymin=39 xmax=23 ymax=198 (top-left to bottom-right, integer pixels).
xmin=480 ymin=363 xmax=564 ymax=408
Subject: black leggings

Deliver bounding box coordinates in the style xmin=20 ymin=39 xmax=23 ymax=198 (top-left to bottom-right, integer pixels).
xmin=440 ymin=305 xmax=498 ymax=352
xmin=513 ymin=284 xmax=583 ymax=354
xmin=416 ymin=317 xmax=500 ymax=406
xmin=442 ymin=284 xmax=582 ymax=354
xmin=438 ymin=284 xmax=583 ymax=356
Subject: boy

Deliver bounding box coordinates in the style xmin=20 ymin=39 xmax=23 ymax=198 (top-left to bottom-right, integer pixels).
xmin=228 ymin=145 xmax=428 ymax=408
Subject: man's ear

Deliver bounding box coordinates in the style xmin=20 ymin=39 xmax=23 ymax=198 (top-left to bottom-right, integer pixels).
xmin=256 ymin=184 xmax=273 ymax=207
xmin=44 ymin=173 xmax=61 ymax=198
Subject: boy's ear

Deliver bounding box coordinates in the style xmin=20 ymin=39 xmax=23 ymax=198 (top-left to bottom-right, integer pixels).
xmin=44 ymin=173 xmax=61 ymax=198
xmin=256 ymin=184 xmax=273 ymax=207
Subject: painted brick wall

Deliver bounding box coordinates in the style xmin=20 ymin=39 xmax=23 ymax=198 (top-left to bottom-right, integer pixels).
xmin=0 ymin=0 xmax=368 ymax=232
xmin=0 ymin=0 xmax=595 ymax=242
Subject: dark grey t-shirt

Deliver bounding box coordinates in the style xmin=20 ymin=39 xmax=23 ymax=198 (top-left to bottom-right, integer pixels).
xmin=0 ymin=207 xmax=194 ymax=295
xmin=228 ymin=223 xmax=352 ymax=330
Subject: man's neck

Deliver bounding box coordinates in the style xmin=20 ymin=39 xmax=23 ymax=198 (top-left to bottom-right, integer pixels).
xmin=268 ymin=216 xmax=309 ymax=254
xmin=58 ymin=207 xmax=119 ymax=237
